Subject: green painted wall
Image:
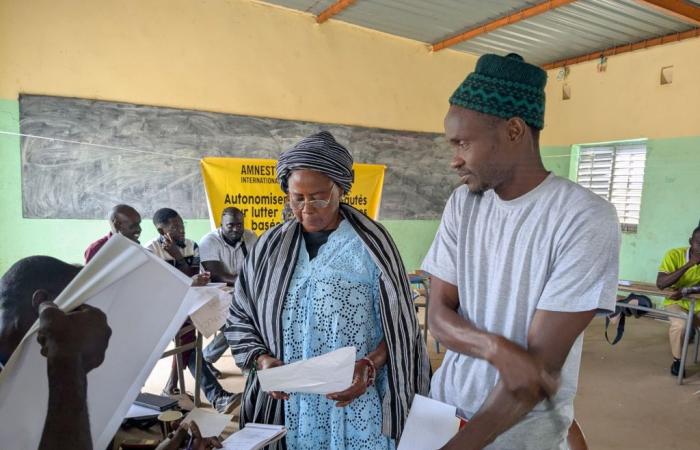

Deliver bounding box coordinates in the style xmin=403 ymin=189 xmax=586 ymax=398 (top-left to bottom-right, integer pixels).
xmin=617 ymin=138 xmax=700 ymax=282
xmin=541 ymin=146 xmax=571 ymax=179
xmin=5 ymin=96 xmax=686 ymax=282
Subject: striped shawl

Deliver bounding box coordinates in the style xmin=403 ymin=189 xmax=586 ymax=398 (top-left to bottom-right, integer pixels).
xmin=224 ymin=204 xmax=430 ymax=446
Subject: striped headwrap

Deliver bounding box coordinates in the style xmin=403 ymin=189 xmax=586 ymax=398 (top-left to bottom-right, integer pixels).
xmin=276 ymin=131 xmax=354 ymax=193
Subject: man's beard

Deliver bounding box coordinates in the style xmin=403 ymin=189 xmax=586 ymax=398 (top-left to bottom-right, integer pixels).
xmin=464 ymin=180 xmax=486 ymax=196
xmin=222 ymin=233 xmax=242 ymax=246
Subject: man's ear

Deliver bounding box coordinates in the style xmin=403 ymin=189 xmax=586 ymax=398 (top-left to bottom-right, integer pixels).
xmin=506 ymin=117 xmax=527 ymax=143
xmin=156 ymin=226 xmax=165 ymax=236
xmin=31 ymin=289 xmax=52 ymax=312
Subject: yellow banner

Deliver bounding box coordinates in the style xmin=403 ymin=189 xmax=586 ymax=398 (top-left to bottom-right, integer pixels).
xmin=200 ymin=157 xmax=385 ymax=235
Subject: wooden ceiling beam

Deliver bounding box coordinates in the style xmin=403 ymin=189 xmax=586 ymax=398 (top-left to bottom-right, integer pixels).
xmin=635 ymin=0 xmax=700 ymax=26
xmin=316 ymin=0 xmax=356 ymax=24
xmin=541 ymin=27 xmax=700 ymax=70
xmin=431 ymin=0 xmax=577 ymax=52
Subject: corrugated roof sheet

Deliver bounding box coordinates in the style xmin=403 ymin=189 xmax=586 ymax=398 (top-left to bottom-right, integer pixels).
xmin=261 ymin=0 xmax=697 ymax=65
xmin=454 ymin=0 xmax=694 ymax=64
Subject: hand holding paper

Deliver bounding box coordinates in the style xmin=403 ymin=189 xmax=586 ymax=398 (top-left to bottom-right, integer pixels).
xmin=326 ymin=356 xmax=375 ymax=407
xmin=182 ymin=408 xmax=233 ymax=439
xmin=397 ymin=395 xmax=460 ymax=450
xmin=37 ymin=303 xmax=112 ymax=372
xmin=155 ymin=421 xmax=223 ymax=450
xmin=257 ymin=347 xmax=356 ymax=395
xmin=257 ymin=355 xmax=288 ymax=400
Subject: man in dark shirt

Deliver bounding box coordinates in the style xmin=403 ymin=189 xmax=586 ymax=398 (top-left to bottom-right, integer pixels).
xmin=84 ymin=204 xmax=142 ymax=263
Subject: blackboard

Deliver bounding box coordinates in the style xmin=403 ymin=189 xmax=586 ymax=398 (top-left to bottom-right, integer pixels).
xmin=20 ymin=95 xmax=455 ymax=220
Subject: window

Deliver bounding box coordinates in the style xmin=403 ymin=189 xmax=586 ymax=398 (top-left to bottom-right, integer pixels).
xmin=576 ymin=142 xmax=647 ymax=233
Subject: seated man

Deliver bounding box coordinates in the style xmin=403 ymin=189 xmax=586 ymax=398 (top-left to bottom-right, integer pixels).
xmin=0 ymin=256 xmax=110 ymax=450
xmin=84 ymin=204 xmax=142 ymax=263
xmin=199 ymin=207 xmax=257 ymax=377
xmin=200 ymin=207 xmax=256 ymax=286
xmin=656 ymin=226 xmax=700 ymax=376
xmin=145 ymin=208 xmax=240 ymax=413
xmin=146 ymin=208 xmax=200 ymax=276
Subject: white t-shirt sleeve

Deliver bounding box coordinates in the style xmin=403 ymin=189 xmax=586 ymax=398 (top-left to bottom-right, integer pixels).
xmin=536 ymin=201 xmax=620 ymax=314
xmin=421 ymin=188 xmax=463 ymax=285
xmin=198 ymin=233 xmax=219 ymax=262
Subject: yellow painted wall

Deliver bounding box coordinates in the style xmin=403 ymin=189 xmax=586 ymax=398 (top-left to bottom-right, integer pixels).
xmin=542 ymin=37 xmax=700 ymax=146
xmin=0 ymin=0 xmax=476 ymax=272
xmin=0 ymin=0 xmax=474 ymax=133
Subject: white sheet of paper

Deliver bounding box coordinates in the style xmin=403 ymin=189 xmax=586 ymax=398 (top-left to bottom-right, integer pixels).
xmin=397 ymin=395 xmax=460 ymax=450
xmin=257 ymin=346 xmax=355 ymax=395
xmin=182 ymin=408 xmax=233 ymax=438
xmin=188 ymin=287 xmax=231 ymax=338
xmin=0 ymin=235 xmax=195 ymax=450
xmin=124 ymin=404 xmax=160 ymax=419
xmin=221 ymin=423 xmax=286 ymax=450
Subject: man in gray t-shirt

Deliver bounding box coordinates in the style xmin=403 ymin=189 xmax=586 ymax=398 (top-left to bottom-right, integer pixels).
xmin=199 ymin=207 xmax=257 ymax=377
xmin=200 ymin=207 xmax=257 ymax=285
xmin=422 ymin=54 xmax=620 ymax=450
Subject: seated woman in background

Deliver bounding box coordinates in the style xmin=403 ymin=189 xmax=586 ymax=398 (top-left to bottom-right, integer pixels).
xmin=225 ymin=131 xmax=429 ymax=449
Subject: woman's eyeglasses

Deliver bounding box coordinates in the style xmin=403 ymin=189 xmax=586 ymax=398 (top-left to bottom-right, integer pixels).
xmin=289 ymin=185 xmax=336 ymax=211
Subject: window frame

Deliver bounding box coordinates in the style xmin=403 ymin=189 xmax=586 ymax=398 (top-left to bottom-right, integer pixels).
xmin=575 ymin=140 xmax=647 ymax=233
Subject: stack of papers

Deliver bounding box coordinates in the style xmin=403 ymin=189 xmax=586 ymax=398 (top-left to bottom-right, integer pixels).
xmin=397 ymin=395 xmax=460 ymax=450
xmin=221 ymin=423 xmax=286 ymax=450
xmin=257 ymin=347 xmax=355 ymax=395
xmin=188 ymin=286 xmax=232 ymax=338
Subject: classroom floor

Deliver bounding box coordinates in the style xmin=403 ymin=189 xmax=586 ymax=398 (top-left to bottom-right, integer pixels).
xmin=140 ymin=316 xmax=700 ymax=449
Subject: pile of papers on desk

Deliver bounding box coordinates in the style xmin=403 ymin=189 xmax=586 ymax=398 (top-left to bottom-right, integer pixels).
xmin=221 ymin=423 xmax=286 ymax=450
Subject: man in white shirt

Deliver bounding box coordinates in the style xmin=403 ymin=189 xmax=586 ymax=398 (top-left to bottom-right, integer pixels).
xmin=422 ymin=53 xmax=620 ymax=449
xmin=199 ymin=207 xmax=257 ymax=286
xmin=199 ymin=207 xmax=257 ymax=377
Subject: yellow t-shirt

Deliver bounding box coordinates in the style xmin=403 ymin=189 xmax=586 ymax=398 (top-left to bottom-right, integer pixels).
xmin=659 ymin=247 xmax=700 ymax=310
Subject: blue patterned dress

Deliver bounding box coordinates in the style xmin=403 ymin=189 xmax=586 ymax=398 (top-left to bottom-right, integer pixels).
xmin=281 ymin=220 xmax=395 ymax=450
